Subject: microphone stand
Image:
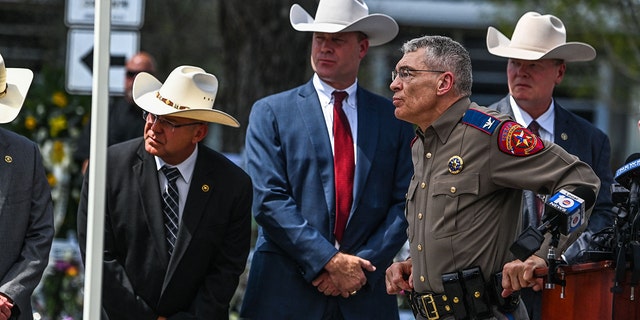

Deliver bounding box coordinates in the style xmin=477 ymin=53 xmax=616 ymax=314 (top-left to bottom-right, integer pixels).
xmin=545 ymin=227 xmax=566 ymax=295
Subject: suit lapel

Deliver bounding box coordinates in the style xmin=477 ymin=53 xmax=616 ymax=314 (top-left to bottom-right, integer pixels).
xmin=134 ymin=146 xmax=170 ymax=267
xmin=352 ymin=88 xmax=377 ymax=213
xmin=163 ymin=147 xmax=211 ymax=289
xmin=0 ymin=130 xmax=12 ymax=216
xmin=297 ymin=82 xmax=335 ymax=216
xmin=553 ymin=104 xmax=573 ymax=152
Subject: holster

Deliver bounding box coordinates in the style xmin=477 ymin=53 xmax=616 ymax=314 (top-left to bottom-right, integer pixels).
xmin=441 ymin=266 xmax=519 ymax=319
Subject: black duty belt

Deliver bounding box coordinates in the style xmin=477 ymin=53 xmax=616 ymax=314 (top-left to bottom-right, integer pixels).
xmin=408 ymin=266 xmax=519 ymax=320
xmin=408 ymin=291 xmax=455 ymax=320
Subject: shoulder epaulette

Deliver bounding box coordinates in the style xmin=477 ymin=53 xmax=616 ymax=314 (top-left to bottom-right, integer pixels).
xmin=461 ymin=109 xmax=501 ymax=135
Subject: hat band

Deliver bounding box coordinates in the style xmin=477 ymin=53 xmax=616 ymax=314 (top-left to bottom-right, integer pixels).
xmin=0 ymin=84 xmax=6 ymax=98
xmin=156 ymin=91 xmax=190 ymax=110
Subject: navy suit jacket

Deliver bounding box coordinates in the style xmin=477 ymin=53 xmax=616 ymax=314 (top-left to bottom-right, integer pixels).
xmin=0 ymin=128 xmax=54 ymax=320
xmin=489 ymin=95 xmax=614 ymax=234
xmin=241 ymin=80 xmax=414 ymax=319
xmin=77 ymin=138 xmax=252 ymax=319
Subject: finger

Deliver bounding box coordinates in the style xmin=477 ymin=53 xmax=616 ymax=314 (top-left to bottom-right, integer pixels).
xmin=358 ymin=258 xmax=376 ymax=272
xmin=501 ymin=271 xmax=513 ymax=290
xmin=501 ymin=288 xmax=514 ymax=298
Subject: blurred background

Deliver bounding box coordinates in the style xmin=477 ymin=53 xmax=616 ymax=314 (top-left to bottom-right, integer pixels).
xmin=1 ymin=0 xmax=638 ymax=319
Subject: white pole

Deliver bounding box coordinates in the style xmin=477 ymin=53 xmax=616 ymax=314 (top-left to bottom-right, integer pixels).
xmin=82 ymin=0 xmax=110 ymax=319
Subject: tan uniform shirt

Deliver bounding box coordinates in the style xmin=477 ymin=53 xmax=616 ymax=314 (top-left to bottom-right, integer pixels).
xmin=407 ymin=98 xmax=600 ymax=294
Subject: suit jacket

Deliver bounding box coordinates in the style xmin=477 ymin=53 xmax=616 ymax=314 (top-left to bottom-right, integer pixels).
xmin=489 ymin=95 xmax=614 ymax=235
xmin=77 ymin=138 xmax=252 ymax=320
xmin=240 ymin=80 xmax=414 ymax=319
xmin=0 ymin=128 xmax=54 ymax=320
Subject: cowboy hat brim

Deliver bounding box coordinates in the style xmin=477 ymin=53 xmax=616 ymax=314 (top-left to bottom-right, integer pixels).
xmin=290 ymin=4 xmax=398 ymax=46
xmin=132 ymin=72 xmax=240 ymax=128
xmin=487 ymin=26 xmax=596 ymax=62
xmin=0 ymin=68 xmax=33 ymax=124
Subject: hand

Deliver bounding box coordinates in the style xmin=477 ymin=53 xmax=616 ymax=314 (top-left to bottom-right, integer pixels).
xmin=0 ymin=295 xmax=13 ymax=320
xmin=322 ymin=252 xmax=375 ymax=297
xmin=386 ymin=259 xmax=413 ymax=294
xmin=501 ymin=255 xmax=546 ymax=297
xmin=312 ymin=271 xmax=342 ymax=296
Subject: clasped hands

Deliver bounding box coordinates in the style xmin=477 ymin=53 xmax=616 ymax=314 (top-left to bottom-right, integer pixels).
xmin=312 ymin=252 xmax=376 ymax=298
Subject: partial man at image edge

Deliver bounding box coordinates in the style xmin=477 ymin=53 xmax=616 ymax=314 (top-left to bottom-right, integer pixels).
xmin=0 ymin=53 xmax=55 ymax=320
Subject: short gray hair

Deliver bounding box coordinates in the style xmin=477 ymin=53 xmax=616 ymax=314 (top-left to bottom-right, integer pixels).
xmin=400 ymin=35 xmax=472 ymax=96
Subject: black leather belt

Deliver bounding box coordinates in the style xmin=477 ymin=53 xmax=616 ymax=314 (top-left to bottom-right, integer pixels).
xmin=408 ymin=291 xmax=455 ymax=320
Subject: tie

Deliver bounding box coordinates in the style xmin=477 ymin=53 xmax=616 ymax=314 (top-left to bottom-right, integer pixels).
xmin=161 ymin=166 xmax=181 ymax=255
xmin=332 ymin=91 xmax=354 ymax=243
xmin=527 ymin=121 xmax=545 ymax=221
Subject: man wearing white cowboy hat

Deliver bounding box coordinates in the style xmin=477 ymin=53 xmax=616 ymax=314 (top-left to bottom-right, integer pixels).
xmin=240 ymin=0 xmax=414 ymax=319
xmin=487 ymin=11 xmax=615 ymax=320
xmin=0 ymin=54 xmax=54 ymax=320
xmin=77 ymin=65 xmax=252 ymax=319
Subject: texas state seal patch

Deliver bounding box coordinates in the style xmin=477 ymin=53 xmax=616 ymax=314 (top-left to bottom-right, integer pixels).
xmin=498 ymin=121 xmax=544 ymax=156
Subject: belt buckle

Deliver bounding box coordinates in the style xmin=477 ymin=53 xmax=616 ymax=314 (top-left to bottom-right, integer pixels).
xmin=419 ymin=293 xmax=440 ymax=320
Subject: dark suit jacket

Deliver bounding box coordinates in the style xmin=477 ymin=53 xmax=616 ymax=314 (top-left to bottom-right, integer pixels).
xmin=489 ymin=95 xmax=614 ymax=234
xmin=240 ymin=80 xmax=414 ymax=319
xmin=0 ymin=128 xmax=54 ymax=320
xmin=77 ymin=138 xmax=252 ymax=320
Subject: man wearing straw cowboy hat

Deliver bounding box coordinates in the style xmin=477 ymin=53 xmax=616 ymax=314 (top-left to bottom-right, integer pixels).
xmin=486 ymin=12 xmax=615 ymax=320
xmin=77 ymin=66 xmax=252 ymax=319
xmin=240 ymin=0 xmax=414 ymax=319
xmin=0 ymin=54 xmax=54 ymax=319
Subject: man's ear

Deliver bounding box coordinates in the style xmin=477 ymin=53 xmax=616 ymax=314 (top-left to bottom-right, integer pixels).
xmin=436 ymin=72 xmax=454 ymax=95
xmin=192 ymin=124 xmax=209 ymax=144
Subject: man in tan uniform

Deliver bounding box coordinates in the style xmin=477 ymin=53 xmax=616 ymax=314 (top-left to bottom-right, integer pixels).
xmin=385 ymin=35 xmax=600 ymax=319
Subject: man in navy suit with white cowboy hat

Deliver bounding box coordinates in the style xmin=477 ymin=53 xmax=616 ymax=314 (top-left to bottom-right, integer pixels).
xmin=240 ymin=0 xmax=414 ymax=319
xmin=77 ymin=65 xmax=252 ymax=319
xmin=0 ymin=53 xmax=54 ymax=320
xmin=486 ymin=11 xmax=615 ymax=320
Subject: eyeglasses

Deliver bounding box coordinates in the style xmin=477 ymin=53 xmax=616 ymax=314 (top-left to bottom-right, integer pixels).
xmin=142 ymin=111 xmax=204 ymax=132
xmin=391 ymin=67 xmax=445 ymax=82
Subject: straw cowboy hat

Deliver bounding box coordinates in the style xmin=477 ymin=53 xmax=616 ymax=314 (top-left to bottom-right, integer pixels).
xmin=0 ymin=53 xmax=33 ymax=124
xmin=487 ymin=11 xmax=596 ymax=62
xmin=133 ymin=65 xmax=239 ymax=127
xmin=290 ymin=0 xmax=398 ymax=46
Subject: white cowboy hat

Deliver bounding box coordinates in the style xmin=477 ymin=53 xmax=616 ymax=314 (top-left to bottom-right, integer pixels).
xmin=487 ymin=11 xmax=596 ymax=62
xmin=290 ymin=0 xmax=398 ymax=46
xmin=132 ymin=65 xmax=239 ymax=127
xmin=0 ymin=54 xmax=33 ymax=124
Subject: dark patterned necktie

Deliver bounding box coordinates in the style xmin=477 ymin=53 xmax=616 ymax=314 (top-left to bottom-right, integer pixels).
xmin=161 ymin=166 xmax=181 ymax=255
xmin=527 ymin=121 xmax=545 ymax=221
xmin=332 ymin=91 xmax=353 ymax=243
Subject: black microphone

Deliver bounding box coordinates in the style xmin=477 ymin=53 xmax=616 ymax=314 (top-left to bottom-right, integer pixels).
xmin=615 ymin=153 xmax=640 ymax=212
xmin=614 ymin=153 xmax=640 ymax=190
xmin=510 ymin=186 xmax=596 ymax=261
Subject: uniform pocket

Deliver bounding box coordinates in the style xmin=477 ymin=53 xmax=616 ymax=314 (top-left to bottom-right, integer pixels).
xmin=406 ymin=177 xmax=419 ymax=242
xmin=430 ymin=173 xmax=479 ymax=239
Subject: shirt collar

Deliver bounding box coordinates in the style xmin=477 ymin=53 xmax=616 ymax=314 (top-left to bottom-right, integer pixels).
xmin=509 ymin=95 xmax=555 ymax=135
xmin=312 ymin=73 xmax=358 ymax=109
xmin=154 ymin=144 xmax=199 ymax=184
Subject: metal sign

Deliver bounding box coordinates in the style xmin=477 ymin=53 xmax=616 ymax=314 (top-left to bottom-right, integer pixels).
xmin=65 ymin=28 xmax=139 ymax=95
xmin=65 ymin=0 xmax=145 ymax=28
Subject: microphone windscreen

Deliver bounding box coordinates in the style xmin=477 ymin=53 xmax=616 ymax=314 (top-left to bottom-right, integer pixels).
xmin=571 ymin=185 xmax=596 ymax=210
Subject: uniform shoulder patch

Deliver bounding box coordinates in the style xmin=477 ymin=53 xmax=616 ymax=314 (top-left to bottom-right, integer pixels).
xmin=498 ymin=121 xmax=544 ymax=156
xmin=461 ymin=109 xmax=500 ymax=135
